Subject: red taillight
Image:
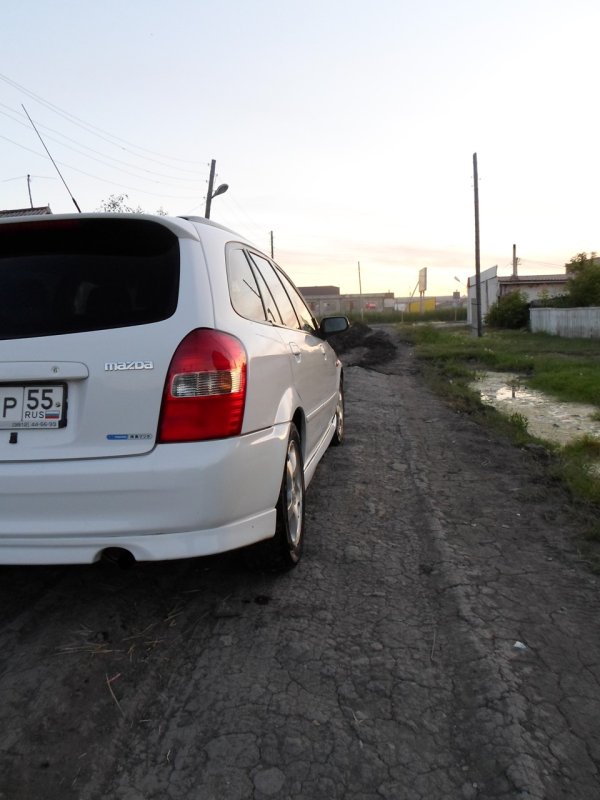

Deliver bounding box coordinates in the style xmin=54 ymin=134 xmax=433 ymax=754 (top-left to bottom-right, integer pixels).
xmin=158 ymin=329 xmax=247 ymax=443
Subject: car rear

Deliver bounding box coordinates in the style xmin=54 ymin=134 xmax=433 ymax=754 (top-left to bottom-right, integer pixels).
xmin=0 ymin=213 xmax=288 ymax=564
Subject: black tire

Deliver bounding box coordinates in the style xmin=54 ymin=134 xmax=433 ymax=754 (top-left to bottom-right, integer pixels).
xmin=330 ymin=379 xmax=345 ymax=446
xmin=247 ymin=423 xmax=305 ymax=571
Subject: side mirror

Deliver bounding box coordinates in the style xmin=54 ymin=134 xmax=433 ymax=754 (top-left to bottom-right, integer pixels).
xmin=319 ymin=316 xmax=350 ymax=338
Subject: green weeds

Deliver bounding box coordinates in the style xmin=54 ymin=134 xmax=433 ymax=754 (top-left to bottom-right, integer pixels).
xmin=406 ymin=326 xmax=600 ymax=408
xmin=347 ymin=307 xmax=467 ymax=325
xmin=402 ymin=324 xmax=600 ymax=566
xmin=558 ymin=437 xmax=600 ymax=506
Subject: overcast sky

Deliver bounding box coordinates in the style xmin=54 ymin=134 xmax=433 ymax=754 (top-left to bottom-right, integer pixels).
xmin=1 ymin=0 xmax=598 ymax=297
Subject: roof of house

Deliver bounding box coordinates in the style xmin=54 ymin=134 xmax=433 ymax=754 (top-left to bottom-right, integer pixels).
xmin=298 ymin=285 xmax=341 ymax=296
xmin=498 ymin=274 xmax=568 ymax=284
xmin=0 ymin=206 xmax=52 ymax=218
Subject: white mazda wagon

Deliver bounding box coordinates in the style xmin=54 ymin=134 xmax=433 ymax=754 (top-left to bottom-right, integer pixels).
xmin=0 ymin=213 xmax=348 ymax=569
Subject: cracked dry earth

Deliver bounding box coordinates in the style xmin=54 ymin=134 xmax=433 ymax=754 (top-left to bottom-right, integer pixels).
xmin=1 ymin=329 xmax=600 ymax=800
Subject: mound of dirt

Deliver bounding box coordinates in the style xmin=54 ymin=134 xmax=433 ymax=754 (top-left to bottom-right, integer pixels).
xmin=328 ymin=322 xmax=397 ymax=367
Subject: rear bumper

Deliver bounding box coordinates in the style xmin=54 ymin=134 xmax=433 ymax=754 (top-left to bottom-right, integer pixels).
xmin=0 ymin=424 xmax=289 ymax=564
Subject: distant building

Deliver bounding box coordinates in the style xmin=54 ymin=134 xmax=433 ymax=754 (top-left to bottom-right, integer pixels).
xmin=498 ymin=274 xmax=569 ymax=302
xmin=467 ymin=265 xmax=569 ymax=326
xmin=0 ymin=206 xmax=52 ymax=218
xmin=298 ymin=286 xmax=395 ymax=316
xmin=299 ymin=285 xmax=466 ymax=317
xmin=299 ymin=286 xmax=340 ymax=298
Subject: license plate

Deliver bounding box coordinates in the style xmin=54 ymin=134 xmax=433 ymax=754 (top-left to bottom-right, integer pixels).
xmin=0 ymin=384 xmax=67 ymax=429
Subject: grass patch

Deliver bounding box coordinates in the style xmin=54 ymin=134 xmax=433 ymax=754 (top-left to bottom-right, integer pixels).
xmin=404 ymin=326 xmax=600 ymax=408
xmin=557 ymin=437 xmax=600 ymax=506
xmin=347 ymin=307 xmax=467 ymax=325
xmin=507 ymin=412 xmax=530 ymax=440
xmin=403 ymin=323 xmax=600 ymax=531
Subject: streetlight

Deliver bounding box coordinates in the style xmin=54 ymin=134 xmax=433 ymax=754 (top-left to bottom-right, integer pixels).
xmin=204 ymin=159 xmax=229 ymax=219
xmin=453 ymin=277 xmax=465 ymax=321
xmin=454 ymin=276 xmax=467 ymax=295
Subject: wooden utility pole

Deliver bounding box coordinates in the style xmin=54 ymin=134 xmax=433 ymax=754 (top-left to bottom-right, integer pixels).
xmin=512 ymin=243 xmax=518 ymax=277
xmin=270 ymin=230 xmax=274 ymax=259
xmin=205 ymin=159 xmax=216 ymax=219
xmin=204 ymin=159 xmax=228 ymax=218
xmin=358 ymin=261 xmax=364 ymax=322
xmin=473 ymin=153 xmax=483 ymax=337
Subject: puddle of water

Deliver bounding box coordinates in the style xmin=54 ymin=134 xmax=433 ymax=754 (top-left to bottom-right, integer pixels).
xmin=471 ymin=371 xmax=600 ymax=446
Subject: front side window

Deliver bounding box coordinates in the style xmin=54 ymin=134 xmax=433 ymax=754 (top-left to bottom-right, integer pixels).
xmin=245 ymin=255 xmax=282 ymax=325
xmin=248 ymin=253 xmax=300 ymax=330
xmin=0 ymin=218 xmax=180 ymax=340
xmin=276 ymin=269 xmax=318 ymax=334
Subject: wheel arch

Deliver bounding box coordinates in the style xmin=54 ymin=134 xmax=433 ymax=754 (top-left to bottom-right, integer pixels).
xmin=292 ymin=407 xmax=307 ymax=461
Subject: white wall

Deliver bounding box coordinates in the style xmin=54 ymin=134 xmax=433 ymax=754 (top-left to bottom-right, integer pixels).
xmin=530 ymin=307 xmax=600 ymax=338
xmin=467 ymin=266 xmax=498 ymax=325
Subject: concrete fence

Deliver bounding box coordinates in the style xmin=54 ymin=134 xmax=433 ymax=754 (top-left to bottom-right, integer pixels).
xmin=530 ymin=307 xmax=600 ymax=338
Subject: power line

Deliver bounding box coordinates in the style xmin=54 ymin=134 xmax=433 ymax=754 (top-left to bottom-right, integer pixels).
xmin=0 ymin=71 xmax=207 ymax=169
xmin=0 ymin=132 xmax=202 ymax=201
xmin=1 ymin=173 xmax=55 ymax=183
xmin=218 ymin=193 xmax=267 ymax=238
xmin=1 ymin=110 xmax=200 ymax=186
xmin=0 ymin=103 xmax=206 ymax=181
xmin=520 ymin=258 xmax=565 ymax=268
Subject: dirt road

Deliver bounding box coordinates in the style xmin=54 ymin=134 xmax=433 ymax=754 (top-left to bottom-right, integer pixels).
xmin=1 ymin=328 xmax=599 ymax=800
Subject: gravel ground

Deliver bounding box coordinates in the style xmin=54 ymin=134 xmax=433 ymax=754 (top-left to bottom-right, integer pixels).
xmin=0 ymin=326 xmax=599 ymax=800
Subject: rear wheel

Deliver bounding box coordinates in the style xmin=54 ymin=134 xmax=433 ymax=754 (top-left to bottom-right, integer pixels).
xmin=330 ymin=380 xmax=345 ymax=446
xmin=248 ymin=423 xmax=305 ymax=571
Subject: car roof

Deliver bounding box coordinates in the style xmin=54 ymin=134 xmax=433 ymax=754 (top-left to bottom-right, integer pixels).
xmin=0 ymin=211 xmax=250 ymax=244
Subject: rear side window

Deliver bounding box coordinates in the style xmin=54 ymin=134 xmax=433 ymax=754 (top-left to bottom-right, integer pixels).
xmin=0 ymin=218 xmax=180 ymax=339
xmin=227 ymin=247 xmax=267 ymax=322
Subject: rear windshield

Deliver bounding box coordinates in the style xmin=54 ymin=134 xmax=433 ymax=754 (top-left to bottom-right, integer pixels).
xmin=0 ymin=217 xmax=180 ymax=339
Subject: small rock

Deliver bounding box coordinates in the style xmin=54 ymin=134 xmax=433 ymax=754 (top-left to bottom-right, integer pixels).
xmin=253 ymin=767 xmax=286 ymax=795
